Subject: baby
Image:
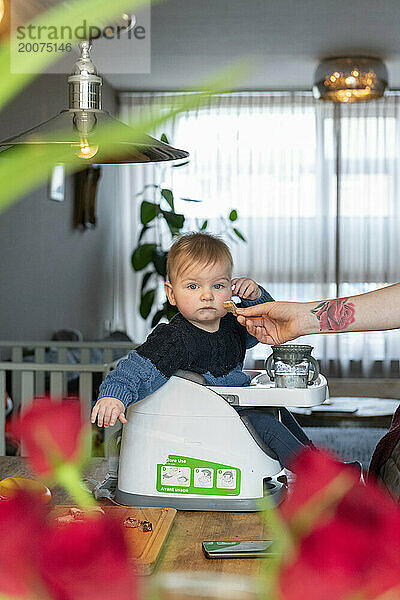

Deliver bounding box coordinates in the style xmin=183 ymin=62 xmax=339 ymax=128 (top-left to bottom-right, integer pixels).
xmin=91 ymin=232 xmax=314 ymax=469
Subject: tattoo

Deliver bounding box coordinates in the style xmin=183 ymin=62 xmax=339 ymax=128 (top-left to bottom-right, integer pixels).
xmin=310 ymin=298 xmax=355 ymax=331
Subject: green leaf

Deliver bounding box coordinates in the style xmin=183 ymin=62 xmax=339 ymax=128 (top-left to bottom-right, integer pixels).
xmin=162 ymin=210 xmax=185 ymax=230
xmin=168 ymin=226 xmax=181 ymax=237
xmin=138 ymin=225 xmax=151 ymax=242
xmin=165 ymin=301 xmax=179 ymax=321
xmin=151 ymin=309 xmax=166 ymax=327
xmin=140 ymin=289 xmax=156 ymax=319
xmin=180 ymin=197 xmax=202 ymax=203
xmin=140 ymin=201 xmax=158 ymax=225
xmin=160 ymin=133 xmax=169 ymax=144
xmin=153 ymin=250 xmax=168 ymax=277
xmin=161 ymin=189 xmax=174 ymax=211
xmin=141 ymin=271 xmax=154 ymax=292
xmin=310 ymin=302 xmax=327 ymax=314
xmin=131 ymin=243 xmax=157 ymax=271
xmin=229 ymin=209 xmax=238 ymax=221
xmin=233 ymin=228 xmax=246 ymax=242
xmin=200 ymin=220 xmax=208 ymax=230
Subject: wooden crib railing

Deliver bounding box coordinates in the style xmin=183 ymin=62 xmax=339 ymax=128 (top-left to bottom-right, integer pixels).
xmin=0 ymin=341 xmax=135 ymax=456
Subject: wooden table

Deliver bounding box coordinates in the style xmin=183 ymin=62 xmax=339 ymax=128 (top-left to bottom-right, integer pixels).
xmin=0 ymin=457 xmax=268 ymax=577
xmin=291 ymin=396 xmax=399 ymax=428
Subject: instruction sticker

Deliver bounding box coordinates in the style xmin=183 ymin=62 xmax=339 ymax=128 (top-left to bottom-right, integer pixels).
xmin=217 ymin=469 xmax=237 ymax=489
xmin=156 ymin=455 xmax=241 ymax=496
xmin=194 ymin=468 xmax=214 ymax=488
xmin=160 ymin=466 xmax=190 ymax=487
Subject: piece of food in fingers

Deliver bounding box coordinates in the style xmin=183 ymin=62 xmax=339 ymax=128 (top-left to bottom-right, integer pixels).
xmin=223 ymin=300 xmax=238 ymax=315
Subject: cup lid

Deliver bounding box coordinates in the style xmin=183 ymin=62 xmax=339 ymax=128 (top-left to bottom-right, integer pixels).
xmin=271 ymin=344 xmax=313 ymax=353
xmin=270 ymin=344 xmax=314 ymax=365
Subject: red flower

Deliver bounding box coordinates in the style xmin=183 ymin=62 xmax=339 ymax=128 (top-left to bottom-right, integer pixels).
xmin=3 ymin=398 xmax=138 ymax=600
xmin=12 ymin=397 xmax=87 ymax=476
xmin=38 ymin=514 xmax=137 ymax=600
xmin=278 ymin=448 xmax=400 ymax=600
xmin=0 ymin=489 xmax=138 ymax=600
xmin=0 ymin=490 xmax=46 ymax=597
xmin=280 ymin=448 xmax=359 ymax=523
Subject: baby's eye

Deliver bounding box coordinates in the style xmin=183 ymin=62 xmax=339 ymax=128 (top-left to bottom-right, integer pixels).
xmin=213 ymin=283 xmax=225 ymax=289
xmin=188 ymin=284 xmax=198 ymax=290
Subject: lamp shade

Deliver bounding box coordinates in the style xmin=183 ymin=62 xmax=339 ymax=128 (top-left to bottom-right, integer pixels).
xmin=0 ymin=109 xmax=189 ymax=164
xmin=0 ymin=41 xmax=189 ymax=165
xmin=313 ymin=57 xmax=388 ymax=103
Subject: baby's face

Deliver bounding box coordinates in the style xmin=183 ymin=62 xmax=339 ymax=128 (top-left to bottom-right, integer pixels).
xmin=165 ymin=260 xmax=232 ymax=332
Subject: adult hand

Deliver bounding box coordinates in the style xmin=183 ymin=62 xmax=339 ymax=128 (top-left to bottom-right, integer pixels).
xmin=236 ymin=301 xmax=308 ymax=345
xmin=237 ymin=283 xmax=400 ymax=344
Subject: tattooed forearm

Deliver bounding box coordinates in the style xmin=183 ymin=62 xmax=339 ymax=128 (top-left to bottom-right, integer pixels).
xmin=310 ymin=298 xmax=355 ymax=331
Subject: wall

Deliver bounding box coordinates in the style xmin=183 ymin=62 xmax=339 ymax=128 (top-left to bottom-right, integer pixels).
xmin=0 ymin=74 xmax=119 ymax=341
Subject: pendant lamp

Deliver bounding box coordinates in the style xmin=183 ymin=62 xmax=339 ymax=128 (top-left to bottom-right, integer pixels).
xmin=313 ymin=57 xmax=388 ymax=103
xmin=0 ymin=41 xmax=189 ymax=164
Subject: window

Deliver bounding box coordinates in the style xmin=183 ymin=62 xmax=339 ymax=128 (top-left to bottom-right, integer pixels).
xmin=120 ymin=92 xmax=400 ymax=373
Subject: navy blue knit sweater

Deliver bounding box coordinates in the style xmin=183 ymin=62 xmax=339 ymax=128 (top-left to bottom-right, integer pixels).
xmin=98 ymin=286 xmax=273 ymax=407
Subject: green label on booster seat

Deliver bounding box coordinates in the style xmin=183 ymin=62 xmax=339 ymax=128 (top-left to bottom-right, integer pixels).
xmin=156 ymin=455 xmax=241 ymax=495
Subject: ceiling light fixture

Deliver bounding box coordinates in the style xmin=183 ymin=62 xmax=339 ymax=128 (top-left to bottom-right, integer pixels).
xmin=313 ymin=56 xmax=388 ymax=103
xmin=0 ymin=40 xmax=189 ymax=164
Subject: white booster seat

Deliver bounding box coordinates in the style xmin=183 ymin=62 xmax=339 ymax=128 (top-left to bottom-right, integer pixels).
xmin=95 ymin=370 xmax=327 ymax=511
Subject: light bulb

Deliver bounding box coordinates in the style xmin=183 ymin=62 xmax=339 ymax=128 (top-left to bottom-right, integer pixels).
xmin=75 ymin=140 xmax=99 ymax=160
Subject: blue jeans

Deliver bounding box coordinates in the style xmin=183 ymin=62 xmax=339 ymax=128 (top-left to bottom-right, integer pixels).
xmin=235 ymin=407 xmax=312 ymax=469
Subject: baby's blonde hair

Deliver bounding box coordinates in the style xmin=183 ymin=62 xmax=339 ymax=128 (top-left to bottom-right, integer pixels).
xmin=167 ymin=232 xmax=233 ymax=282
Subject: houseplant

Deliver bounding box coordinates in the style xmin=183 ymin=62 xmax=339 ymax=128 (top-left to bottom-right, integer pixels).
xmin=131 ymin=134 xmax=246 ymax=326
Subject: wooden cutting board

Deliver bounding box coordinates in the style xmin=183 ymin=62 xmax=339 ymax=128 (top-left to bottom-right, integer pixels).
xmin=52 ymin=506 xmax=176 ymax=575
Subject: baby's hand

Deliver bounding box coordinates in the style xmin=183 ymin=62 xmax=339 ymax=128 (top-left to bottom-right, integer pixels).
xmin=91 ymin=397 xmax=127 ymax=428
xmin=231 ymin=277 xmax=261 ymax=301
